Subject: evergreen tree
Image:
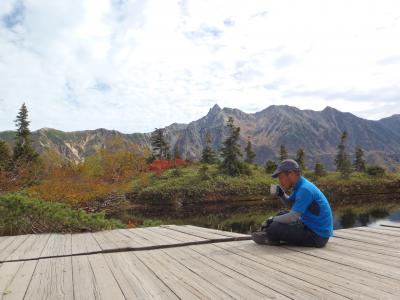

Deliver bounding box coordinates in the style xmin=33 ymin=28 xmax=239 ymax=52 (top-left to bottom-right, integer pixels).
xmin=12 ymin=103 xmax=38 ymax=163
xmin=150 ymin=128 xmax=170 ymax=160
xmin=219 ymin=117 xmax=249 ymax=176
xmin=244 ymin=136 xmax=256 ymax=164
xmin=201 ymin=132 xmax=217 ymax=164
xmin=314 ymin=161 xmax=326 ymax=177
xmin=265 ymin=160 xmax=277 ymax=174
xmin=334 ymin=131 xmax=352 ymax=178
xmin=296 ymin=148 xmax=306 ymax=170
xmin=353 ymin=147 xmax=366 ymax=172
xmin=0 ymin=140 xmax=12 ymax=170
xmin=279 ymin=144 xmax=288 ymax=161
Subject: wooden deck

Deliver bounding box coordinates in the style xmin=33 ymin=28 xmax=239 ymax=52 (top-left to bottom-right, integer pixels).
xmin=0 ymin=223 xmax=399 ymax=299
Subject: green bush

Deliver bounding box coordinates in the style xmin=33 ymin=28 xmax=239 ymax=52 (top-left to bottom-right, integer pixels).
xmin=366 ymin=166 xmax=386 ymax=177
xmin=0 ymin=193 xmax=125 ymax=235
xmin=198 ymin=164 xmax=211 ymax=180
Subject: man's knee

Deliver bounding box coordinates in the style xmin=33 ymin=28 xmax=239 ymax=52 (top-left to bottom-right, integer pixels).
xmin=265 ymin=221 xmax=283 ymax=241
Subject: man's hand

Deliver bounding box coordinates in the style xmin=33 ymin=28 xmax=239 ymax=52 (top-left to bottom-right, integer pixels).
xmin=261 ymin=216 xmax=274 ymax=231
xmin=276 ymin=185 xmax=284 ymax=197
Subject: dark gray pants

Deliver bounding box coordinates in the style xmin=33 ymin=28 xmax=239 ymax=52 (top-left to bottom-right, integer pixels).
xmin=265 ymin=213 xmax=329 ymax=248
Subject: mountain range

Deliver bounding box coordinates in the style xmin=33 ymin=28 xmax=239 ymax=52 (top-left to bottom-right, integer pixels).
xmin=1 ymin=104 xmax=400 ymax=170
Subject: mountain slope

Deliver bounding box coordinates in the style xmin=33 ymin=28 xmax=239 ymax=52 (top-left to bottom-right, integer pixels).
xmin=1 ymin=105 xmax=400 ymax=170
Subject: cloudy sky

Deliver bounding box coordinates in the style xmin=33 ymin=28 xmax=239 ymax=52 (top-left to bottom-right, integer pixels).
xmin=0 ymin=0 xmax=399 ymax=133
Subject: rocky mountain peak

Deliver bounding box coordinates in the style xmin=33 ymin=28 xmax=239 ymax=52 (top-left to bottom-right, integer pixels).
xmin=1 ymin=104 xmax=400 ymax=170
xmin=208 ymin=104 xmax=221 ymax=115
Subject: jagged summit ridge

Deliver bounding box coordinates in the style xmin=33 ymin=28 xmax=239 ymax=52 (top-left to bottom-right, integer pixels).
xmin=1 ymin=105 xmax=400 ymax=169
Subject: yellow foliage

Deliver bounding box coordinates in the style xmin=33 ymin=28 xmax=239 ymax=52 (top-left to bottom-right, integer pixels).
xmin=24 ymin=138 xmax=149 ymax=206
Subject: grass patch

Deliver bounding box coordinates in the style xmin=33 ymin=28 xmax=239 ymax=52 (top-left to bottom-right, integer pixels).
xmin=0 ymin=193 xmax=125 ymax=235
xmin=129 ymin=163 xmax=276 ymax=203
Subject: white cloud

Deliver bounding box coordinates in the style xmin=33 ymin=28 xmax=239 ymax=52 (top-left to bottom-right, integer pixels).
xmin=0 ymin=0 xmax=400 ymax=133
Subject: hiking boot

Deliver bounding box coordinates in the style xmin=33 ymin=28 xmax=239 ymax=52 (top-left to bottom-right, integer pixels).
xmin=251 ymin=231 xmax=281 ymax=246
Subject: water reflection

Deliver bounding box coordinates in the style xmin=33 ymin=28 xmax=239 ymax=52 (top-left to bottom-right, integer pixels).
xmin=115 ymin=201 xmax=400 ymax=234
xmin=335 ymin=208 xmax=391 ymax=229
xmin=223 ymin=207 xmax=399 ymax=233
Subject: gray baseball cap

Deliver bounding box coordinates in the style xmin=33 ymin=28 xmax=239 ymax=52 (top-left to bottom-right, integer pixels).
xmin=272 ymin=159 xmax=300 ymax=178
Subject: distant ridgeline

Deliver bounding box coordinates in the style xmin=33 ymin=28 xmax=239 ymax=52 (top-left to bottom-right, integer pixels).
xmin=1 ymin=105 xmax=400 ymax=170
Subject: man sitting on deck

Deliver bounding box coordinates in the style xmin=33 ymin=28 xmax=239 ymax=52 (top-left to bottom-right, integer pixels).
xmin=252 ymin=159 xmax=333 ymax=247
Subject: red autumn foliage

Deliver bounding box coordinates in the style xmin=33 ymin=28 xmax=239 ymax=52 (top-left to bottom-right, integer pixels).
xmin=127 ymin=218 xmax=144 ymax=228
xmin=148 ymin=159 xmax=188 ymax=173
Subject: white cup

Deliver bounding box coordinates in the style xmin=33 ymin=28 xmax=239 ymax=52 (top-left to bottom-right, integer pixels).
xmin=270 ymin=184 xmax=278 ymax=195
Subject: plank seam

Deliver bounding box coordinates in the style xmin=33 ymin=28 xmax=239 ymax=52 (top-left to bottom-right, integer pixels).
xmin=0 ymin=236 xmax=251 ymax=263
xmin=380 ymin=224 xmax=400 ymax=229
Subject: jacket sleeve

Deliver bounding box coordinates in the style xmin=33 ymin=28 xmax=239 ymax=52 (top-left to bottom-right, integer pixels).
xmin=273 ymin=210 xmax=301 ymax=224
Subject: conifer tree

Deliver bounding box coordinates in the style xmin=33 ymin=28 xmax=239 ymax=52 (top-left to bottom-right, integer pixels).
xmin=296 ymin=148 xmax=306 ymax=170
xmin=334 ymin=131 xmax=352 ymax=178
xmin=314 ymin=161 xmax=326 ymax=177
xmin=219 ymin=117 xmax=248 ymax=176
xmin=244 ymin=136 xmax=256 ymax=164
xmin=150 ymin=128 xmax=170 ymax=160
xmin=201 ymin=132 xmax=217 ymax=164
xmin=279 ymin=144 xmax=288 ymax=161
xmin=12 ymin=103 xmax=38 ymax=163
xmin=265 ymin=160 xmax=277 ymax=174
xmin=353 ymin=147 xmax=366 ymax=172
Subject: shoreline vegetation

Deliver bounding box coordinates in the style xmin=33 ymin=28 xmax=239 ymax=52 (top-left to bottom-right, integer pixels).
xmin=1 ymin=163 xmax=399 ymax=235
xmin=1 ymin=104 xmax=400 ymax=235
xmin=126 ymin=163 xmax=400 ymax=206
xmin=0 ymin=193 xmax=124 ymax=236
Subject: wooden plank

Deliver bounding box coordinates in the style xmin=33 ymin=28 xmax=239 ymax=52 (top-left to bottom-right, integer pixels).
xmin=24 ymin=256 xmax=74 ymax=300
xmin=322 ymin=242 xmax=400 ymax=268
xmin=284 ymin=243 xmax=400 ymax=281
xmin=0 ymin=236 xmax=9 ymax=243
xmin=71 ymin=232 xmax=101 ymax=255
xmin=0 ymin=235 xmax=29 ymax=261
xmin=328 ymin=237 xmax=400 ymax=258
xmin=91 ymin=230 xmax=119 ymax=251
xmin=117 ymin=229 xmax=157 ymax=247
xmin=334 ymin=230 xmax=400 ymax=248
xmin=0 ymin=236 xmax=17 ymax=253
xmin=1 ymin=260 xmax=38 ymax=300
xmin=0 ymin=261 xmax=24 ymax=298
xmin=352 ymin=226 xmax=400 ymax=237
xmin=194 ymin=243 xmax=350 ymax=299
xmin=146 ymin=227 xmax=205 ymax=243
xmin=73 ymin=254 xmax=126 ymax=300
xmin=103 ymin=252 xmax=179 ymax=299
xmin=40 ymin=234 xmax=72 ymax=258
xmin=4 ymin=234 xmax=50 ymax=261
xmin=339 ymin=228 xmax=400 ymax=242
xmin=230 ymin=240 xmax=400 ymax=296
xmin=127 ymin=227 xmax=181 ymax=245
xmin=101 ymin=229 xmax=147 ymax=249
xmin=135 ymin=249 xmax=233 ymax=299
xmin=185 ymin=225 xmax=249 ymax=238
xmin=212 ymin=241 xmax=393 ymax=299
xmin=160 ymin=224 xmax=235 ymax=240
xmin=164 ymin=246 xmax=289 ymax=299
xmin=87 ymin=254 xmax=125 ymax=299
xmin=70 ymin=255 xmax=95 ymax=300
xmin=285 ymin=250 xmax=400 ymax=295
